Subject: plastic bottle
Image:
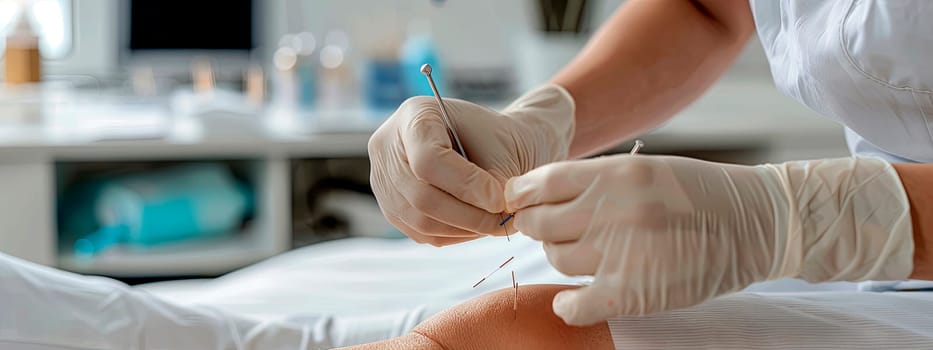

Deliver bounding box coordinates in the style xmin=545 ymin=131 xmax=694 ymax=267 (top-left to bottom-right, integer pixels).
xmin=4 ymin=5 xmax=42 ymax=85
xmin=399 ymin=20 xmax=442 ymax=97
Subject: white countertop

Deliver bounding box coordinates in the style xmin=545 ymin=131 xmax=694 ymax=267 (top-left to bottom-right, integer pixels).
xmin=0 ymin=76 xmax=844 ymax=162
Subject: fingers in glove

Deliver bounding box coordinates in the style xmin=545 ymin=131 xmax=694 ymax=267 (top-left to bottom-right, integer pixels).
xmin=512 ymin=200 xmax=592 ymax=242
xmin=395 ymin=160 xmax=504 ymax=235
xmin=552 ymin=285 xmax=623 ymax=327
xmin=381 ymin=176 xmax=485 ymax=237
xmin=373 ymin=168 xmax=484 ymax=246
xmin=385 ymin=211 xmax=479 ymax=247
xmin=401 ymin=100 xmax=505 ymax=214
xmin=504 ymin=160 xmax=600 ymax=212
xmin=543 ymin=241 xmax=601 ymax=276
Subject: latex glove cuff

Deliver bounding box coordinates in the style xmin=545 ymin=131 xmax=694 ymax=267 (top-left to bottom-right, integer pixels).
xmin=503 ymin=84 xmax=577 ymax=164
xmin=765 ymin=157 xmax=914 ymax=283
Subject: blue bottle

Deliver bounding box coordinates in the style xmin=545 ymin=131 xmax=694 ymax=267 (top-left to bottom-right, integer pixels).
xmin=400 ymin=33 xmax=443 ymax=98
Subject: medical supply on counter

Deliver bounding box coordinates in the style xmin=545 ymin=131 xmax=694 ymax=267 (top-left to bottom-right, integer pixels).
xmin=4 ymin=6 xmax=41 ymax=85
xmin=318 ymin=30 xmax=356 ymax=111
xmin=292 ymin=32 xmax=318 ymax=110
xmin=365 ymin=59 xmax=406 ymax=111
xmin=63 ymin=164 xmax=254 ymax=257
xmin=270 ymin=32 xmax=321 ymax=114
xmin=272 ymin=44 xmax=300 ymax=110
xmin=245 ymin=63 xmax=266 ymax=106
xmin=402 ymin=22 xmax=442 ymax=97
xmin=192 ymin=58 xmax=216 ymax=94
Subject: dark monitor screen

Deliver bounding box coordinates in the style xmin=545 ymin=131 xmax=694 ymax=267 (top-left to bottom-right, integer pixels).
xmin=129 ymin=0 xmax=254 ymax=51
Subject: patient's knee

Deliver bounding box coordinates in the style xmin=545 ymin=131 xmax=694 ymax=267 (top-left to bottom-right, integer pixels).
xmin=414 ymin=284 xmax=613 ymax=350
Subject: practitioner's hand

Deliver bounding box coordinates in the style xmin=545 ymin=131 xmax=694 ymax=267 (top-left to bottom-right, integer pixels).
xmin=505 ymin=154 xmax=913 ymax=325
xmin=369 ymin=85 xmax=575 ymax=246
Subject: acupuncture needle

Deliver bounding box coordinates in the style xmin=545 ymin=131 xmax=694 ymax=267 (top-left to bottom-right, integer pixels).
xmin=513 ymin=282 xmax=519 ymax=317
xmin=497 ymin=140 xmax=645 ymax=231
xmin=423 ymin=63 xmax=516 ymax=239
xmin=421 ymin=64 xmax=468 ymax=159
xmin=501 ymin=213 xmax=512 ymax=242
xmin=512 ymin=270 xmax=517 ymax=314
xmin=472 ymin=256 xmax=515 ymax=288
xmin=630 ymin=139 xmax=644 ymax=155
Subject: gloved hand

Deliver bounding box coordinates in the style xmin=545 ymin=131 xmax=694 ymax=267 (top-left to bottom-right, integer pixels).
xmin=505 ymin=154 xmax=914 ymax=325
xmin=369 ymin=84 xmax=575 ymax=246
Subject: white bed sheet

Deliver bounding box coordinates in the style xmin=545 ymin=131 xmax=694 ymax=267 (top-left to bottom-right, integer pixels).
xmin=139 ymin=234 xmax=589 ymax=345
xmin=609 ymin=291 xmax=933 ymax=349
xmin=0 ymin=232 xmax=928 ymax=349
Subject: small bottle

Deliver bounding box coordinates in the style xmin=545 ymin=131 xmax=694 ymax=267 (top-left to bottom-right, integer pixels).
xmin=4 ymin=10 xmax=41 ymax=85
xmin=317 ymin=30 xmax=356 ymax=111
xmin=400 ymin=20 xmax=441 ymax=98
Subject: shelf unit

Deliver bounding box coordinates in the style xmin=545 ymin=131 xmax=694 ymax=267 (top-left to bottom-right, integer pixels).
xmin=0 ymin=114 xmax=374 ymax=277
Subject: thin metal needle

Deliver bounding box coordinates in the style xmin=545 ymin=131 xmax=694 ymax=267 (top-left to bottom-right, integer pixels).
xmin=500 ymin=213 xmax=514 ymax=241
xmin=503 ymin=214 xmax=511 ymax=242
xmin=512 ymin=271 xmax=518 ymax=317
xmin=472 ymin=256 xmax=515 ymax=288
xmin=513 ymin=279 xmax=518 ymax=315
xmin=630 ymin=139 xmax=644 ymax=155
xmin=499 ymin=213 xmax=514 ymax=226
xmin=421 ymin=64 xmax=468 ymax=159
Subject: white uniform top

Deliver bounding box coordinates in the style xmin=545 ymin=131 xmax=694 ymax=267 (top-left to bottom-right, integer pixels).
xmin=750 ymin=0 xmax=933 ymax=163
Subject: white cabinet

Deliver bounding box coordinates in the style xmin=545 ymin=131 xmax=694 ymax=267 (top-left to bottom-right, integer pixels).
xmin=0 ymin=124 xmax=372 ymax=277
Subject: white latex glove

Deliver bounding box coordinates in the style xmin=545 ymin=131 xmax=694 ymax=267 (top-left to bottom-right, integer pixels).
xmin=505 ymin=154 xmax=914 ymax=325
xmin=369 ymin=85 xmax=575 ymax=246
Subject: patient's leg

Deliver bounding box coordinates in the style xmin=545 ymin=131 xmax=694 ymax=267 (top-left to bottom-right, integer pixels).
xmin=342 ymin=284 xmax=613 ymax=350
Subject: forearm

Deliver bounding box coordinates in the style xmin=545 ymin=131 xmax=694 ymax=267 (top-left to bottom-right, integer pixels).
xmin=893 ymin=163 xmax=933 ymax=280
xmin=552 ymin=0 xmax=754 ymax=158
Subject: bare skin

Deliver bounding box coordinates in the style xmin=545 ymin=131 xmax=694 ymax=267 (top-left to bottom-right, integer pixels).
xmin=893 ymin=163 xmax=933 ymax=280
xmin=339 ymin=284 xmax=612 ymax=350
xmin=552 ymin=0 xmax=755 ymax=158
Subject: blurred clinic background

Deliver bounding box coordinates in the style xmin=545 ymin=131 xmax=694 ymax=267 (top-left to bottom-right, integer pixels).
xmin=0 ymin=0 xmax=847 ymax=283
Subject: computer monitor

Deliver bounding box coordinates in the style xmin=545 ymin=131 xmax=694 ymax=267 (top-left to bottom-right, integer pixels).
xmin=120 ymin=0 xmax=259 ymax=80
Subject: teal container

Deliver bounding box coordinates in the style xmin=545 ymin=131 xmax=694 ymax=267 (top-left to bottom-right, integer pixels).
xmin=400 ymin=35 xmax=443 ymax=97
xmin=70 ymin=164 xmax=253 ymax=256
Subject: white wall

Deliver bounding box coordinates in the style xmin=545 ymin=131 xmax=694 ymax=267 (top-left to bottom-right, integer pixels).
xmin=43 ymin=0 xmax=118 ymax=76
xmin=44 ymin=0 xmax=771 ymax=80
